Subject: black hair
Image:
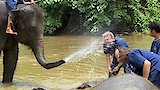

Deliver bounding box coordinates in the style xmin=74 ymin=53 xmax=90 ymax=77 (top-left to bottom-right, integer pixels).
xmin=117 ymin=47 xmax=130 ymax=66
xmin=148 ymin=22 xmax=160 ymax=33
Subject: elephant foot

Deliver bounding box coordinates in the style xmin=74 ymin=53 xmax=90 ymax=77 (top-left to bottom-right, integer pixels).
xmin=3 ymin=82 xmax=14 ymax=86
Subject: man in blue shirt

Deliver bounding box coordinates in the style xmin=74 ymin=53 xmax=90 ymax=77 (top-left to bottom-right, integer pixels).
xmin=114 ymin=47 xmax=160 ymax=88
xmin=102 ymin=31 xmax=131 ymax=77
xmin=149 ymin=22 xmax=160 ymax=54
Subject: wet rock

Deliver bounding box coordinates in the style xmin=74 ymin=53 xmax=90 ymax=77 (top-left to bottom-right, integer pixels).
xmin=76 ymin=81 xmax=98 ymax=89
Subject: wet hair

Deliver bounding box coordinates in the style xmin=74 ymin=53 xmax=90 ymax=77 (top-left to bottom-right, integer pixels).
xmin=148 ymin=22 xmax=160 ymax=33
xmin=102 ymin=31 xmax=115 ymax=39
xmin=117 ymin=47 xmax=131 ymax=64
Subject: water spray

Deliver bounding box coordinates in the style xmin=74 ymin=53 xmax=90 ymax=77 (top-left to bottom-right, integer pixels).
xmin=64 ymin=39 xmax=100 ymax=62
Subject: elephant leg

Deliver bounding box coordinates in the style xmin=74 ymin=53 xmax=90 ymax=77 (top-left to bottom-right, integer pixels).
xmin=2 ymin=43 xmax=18 ymax=83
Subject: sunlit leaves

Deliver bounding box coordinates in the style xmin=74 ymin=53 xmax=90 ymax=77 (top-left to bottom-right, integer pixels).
xmin=67 ymin=0 xmax=111 ymax=28
xmin=129 ymin=0 xmax=160 ymax=32
xmin=39 ymin=0 xmax=160 ymax=35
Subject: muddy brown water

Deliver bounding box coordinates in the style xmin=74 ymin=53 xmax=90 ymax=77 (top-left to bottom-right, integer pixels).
xmin=0 ymin=34 xmax=154 ymax=90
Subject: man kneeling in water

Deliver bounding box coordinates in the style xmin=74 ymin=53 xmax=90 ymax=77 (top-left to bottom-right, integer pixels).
xmin=6 ymin=0 xmax=35 ymax=35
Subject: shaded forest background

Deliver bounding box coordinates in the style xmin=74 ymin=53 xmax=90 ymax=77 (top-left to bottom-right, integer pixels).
xmin=38 ymin=0 xmax=160 ymax=36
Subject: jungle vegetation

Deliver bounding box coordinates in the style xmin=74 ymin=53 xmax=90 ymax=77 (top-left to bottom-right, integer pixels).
xmin=39 ymin=0 xmax=160 ymax=35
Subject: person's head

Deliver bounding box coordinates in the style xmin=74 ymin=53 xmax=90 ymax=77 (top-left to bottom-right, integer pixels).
xmin=148 ymin=22 xmax=160 ymax=37
xmin=102 ymin=31 xmax=115 ymax=43
xmin=103 ymin=41 xmax=117 ymax=56
xmin=114 ymin=47 xmax=130 ymax=66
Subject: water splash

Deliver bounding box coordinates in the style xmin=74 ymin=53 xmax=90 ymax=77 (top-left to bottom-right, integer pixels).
xmin=64 ymin=39 xmax=100 ymax=62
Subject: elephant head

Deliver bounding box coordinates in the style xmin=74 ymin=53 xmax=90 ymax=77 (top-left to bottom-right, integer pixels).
xmin=0 ymin=1 xmax=66 ymax=83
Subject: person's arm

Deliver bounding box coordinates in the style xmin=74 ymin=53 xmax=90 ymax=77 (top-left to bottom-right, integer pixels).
xmin=106 ymin=54 xmax=112 ymax=72
xmin=143 ymin=60 xmax=151 ymax=79
xmin=112 ymin=62 xmax=123 ymax=72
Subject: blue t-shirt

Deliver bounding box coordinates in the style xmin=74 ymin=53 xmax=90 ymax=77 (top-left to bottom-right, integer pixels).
xmin=114 ymin=38 xmax=131 ymax=73
xmin=150 ymin=39 xmax=160 ymax=55
xmin=110 ymin=38 xmax=129 ymax=62
xmin=115 ymin=38 xmax=129 ymax=48
xmin=112 ymin=37 xmax=129 ymax=63
xmin=128 ymin=49 xmax=160 ymax=80
xmin=6 ymin=0 xmax=23 ymax=11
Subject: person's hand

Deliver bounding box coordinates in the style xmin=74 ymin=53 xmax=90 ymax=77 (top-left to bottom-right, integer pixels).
xmin=112 ymin=66 xmax=119 ymax=72
xmin=108 ymin=66 xmax=113 ymax=73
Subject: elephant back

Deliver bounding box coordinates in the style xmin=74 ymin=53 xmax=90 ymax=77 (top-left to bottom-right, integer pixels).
xmin=17 ymin=4 xmax=43 ymax=16
xmin=92 ymin=74 xmax=158 ymax=90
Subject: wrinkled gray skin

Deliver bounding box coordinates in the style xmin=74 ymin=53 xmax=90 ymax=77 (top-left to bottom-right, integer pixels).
xmin=76 ymin=81 xmax=98 ymax=89
xmin=92 ymin=74 xmax=159 ymax=90
xmin=0 ymin=1 xmax=65 ymax=83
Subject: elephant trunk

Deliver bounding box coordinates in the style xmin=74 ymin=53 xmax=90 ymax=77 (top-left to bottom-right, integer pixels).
xmin=31 ymin=38 xmax=65 ymax=69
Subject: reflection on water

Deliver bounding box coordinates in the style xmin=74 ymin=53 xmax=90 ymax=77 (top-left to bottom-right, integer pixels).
xmin=0 ymin=34 xmax=154 ymax=90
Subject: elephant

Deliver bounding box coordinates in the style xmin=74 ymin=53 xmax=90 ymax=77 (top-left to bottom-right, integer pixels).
xmin=0 ymin=1 xmax=66 ymax=83
xmin=92 ymin=74 xmax=159 ymax=90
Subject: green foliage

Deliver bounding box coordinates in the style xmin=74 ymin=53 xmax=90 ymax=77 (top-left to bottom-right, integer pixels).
xmin=129 ymin=0 xmax=160 ymax=32
xmin=39 ymin=0 xmax=67 ymax=34
xmin=67 ymin=0 xmax=131 ymax=29
xmin=68 ymin=0 xmax=111 ymax=26
xmin=39 ymin=0 xmax=160 ymax=35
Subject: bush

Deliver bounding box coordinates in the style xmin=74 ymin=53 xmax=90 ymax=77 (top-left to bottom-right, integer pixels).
xmin=39 ymin=0 xmax=160 ymax=35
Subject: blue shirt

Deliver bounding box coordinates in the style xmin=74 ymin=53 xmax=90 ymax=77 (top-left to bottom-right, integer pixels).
xmin=150 ymin=39 xmax=160 ymax=55
xmin=112 ymin=37 xmax=129 ymax=63
xmin=111 ymin=37 xmax=129 ymax=63
xmin=6 ymin=0 xmax=23 ymax=11
xmin=114 ymin=38 xmax=131 ymax=73
xmin=115 ymin=38 xmax=129 ymax=48
xmin=128 ymin=49 xmax=160 ymax=80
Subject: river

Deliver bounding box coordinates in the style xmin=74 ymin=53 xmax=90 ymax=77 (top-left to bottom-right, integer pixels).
xmin=0 ymin=34 xmax=154 ymax=90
